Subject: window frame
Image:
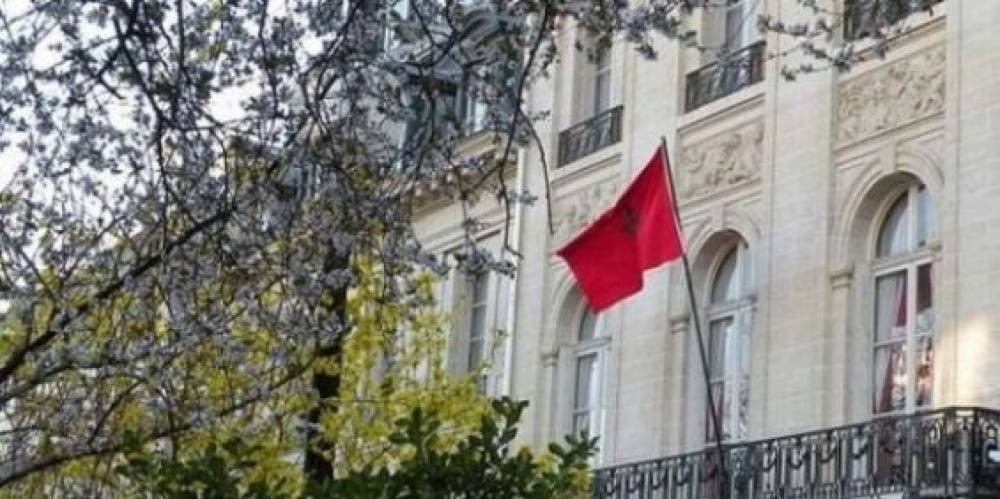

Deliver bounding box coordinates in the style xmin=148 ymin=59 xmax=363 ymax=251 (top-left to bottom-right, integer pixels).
xmin=722 ymin=0 xmax=756 ymax=54
xmin=457 ymin=83 xmax=488 ymax=136
xmin=592 ymin=49 xmax=612 ymax=116
xmin=870 ymin=183 xmax=936 ymax=416
xmin=466 ymin=271 xmax=490 ymax=392
xmin=571 ymin=31 xmax=614 ymax=124
xmin=701 ymin=0 xmax=760 ymax=59
xmin=570 ymin=306 xmax=609 ymax=447
xmin=704 ymin=239 xmax=754 ymax=444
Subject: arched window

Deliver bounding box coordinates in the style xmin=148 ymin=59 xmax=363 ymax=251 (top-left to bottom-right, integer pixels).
xmin=572 ymin=306 xmax=606 ymax=440
xmin=706 ymin=239 xmax=753 ymax=442
xmin=872 ymin=183 xmax=936 ymax=414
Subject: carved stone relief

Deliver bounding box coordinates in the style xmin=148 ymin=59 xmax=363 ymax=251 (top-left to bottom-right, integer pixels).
xmin=551 ymin=178 xmax=620 ymax=243
xmin=836 ymin=45 xmax=945 ymax=145
xmin=678 ymin=120 xmax=764 ymax=201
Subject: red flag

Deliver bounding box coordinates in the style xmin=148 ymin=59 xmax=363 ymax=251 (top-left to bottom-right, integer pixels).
xmin=557 ymin=146 xmax=683 ymax=311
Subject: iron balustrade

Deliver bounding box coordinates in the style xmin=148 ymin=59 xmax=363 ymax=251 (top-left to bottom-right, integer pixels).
xmin=684 ymin=41 xmax=766 ymax=113
xmin=592 ymin=406 xmax=1000 ymax=498
xmin=557 ymin=106 xmax=623 ymax=167
xmin=843 ymin=0 xmax=944 ymax=41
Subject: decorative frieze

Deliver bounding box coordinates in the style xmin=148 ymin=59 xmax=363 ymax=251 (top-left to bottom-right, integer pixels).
xmin=836 ymin=45 xmax=945 ymax=145
xmin=678 ymin=120 xmax=764 ymax=201
xmin=551 ymin=179 xmax=620 ymax=242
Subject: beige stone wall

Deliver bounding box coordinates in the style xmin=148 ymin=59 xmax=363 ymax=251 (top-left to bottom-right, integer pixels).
xmin=410 ymin=0 xmax=1000 ymax=469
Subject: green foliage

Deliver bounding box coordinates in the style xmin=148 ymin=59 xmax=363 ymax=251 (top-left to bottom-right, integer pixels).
xmin=313 ymin=397 xmax=596 ymax=499
xmin=91 ymin=261 xmax=596 ymax=498
xmin=115 ymin=398 xmax=596 ymax=499
xmin=115 ymin=438 xmax=292 ymax=499
xmin=0 ymin=259 xmax=493 ymax=495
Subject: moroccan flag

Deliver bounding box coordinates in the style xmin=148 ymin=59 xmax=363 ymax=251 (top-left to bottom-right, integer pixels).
xmin=557 ymin=146 xmax=683 ymax=311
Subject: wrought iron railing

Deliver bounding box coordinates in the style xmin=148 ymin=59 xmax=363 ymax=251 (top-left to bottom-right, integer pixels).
xmin=684 ymin=41 xmax=766 ymax=113
xmin=593 ymin=406 xmax=1000 ymax=498
xmin=844 ymin=0 xmax=943 ymax=41
xmin=557 ymin=105 xmax=623 ymax=167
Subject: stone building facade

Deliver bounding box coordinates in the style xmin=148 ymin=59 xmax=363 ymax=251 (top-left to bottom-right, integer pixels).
xmin=414 ymin=1 xmax=1000 ymax=496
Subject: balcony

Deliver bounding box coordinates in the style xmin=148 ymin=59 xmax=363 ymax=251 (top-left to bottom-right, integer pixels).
xmin=844 ymin=0 xmax=944 ymax=41
xmin=684 ymin=41 xmax=765 ymax=113
xmin=557 ymin=105 xmax=623 ymax=167
xmin=593 ymin=406 xmax=1000 ymax=498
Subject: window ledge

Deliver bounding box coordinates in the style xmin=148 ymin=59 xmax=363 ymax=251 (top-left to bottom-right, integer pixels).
xmin=550 ymin=142 xmax=622 ymax=187
xmin=453 ymin=130 xmax=502 ymax=159
xmin=678 ymin=83 xmax=764 ymax=132
xmin=409 ymin=137 xmax=514 ymax=215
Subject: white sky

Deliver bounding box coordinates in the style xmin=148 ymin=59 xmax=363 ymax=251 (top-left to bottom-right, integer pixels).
xmin=0 ymin=0 xmax=326 ymax=193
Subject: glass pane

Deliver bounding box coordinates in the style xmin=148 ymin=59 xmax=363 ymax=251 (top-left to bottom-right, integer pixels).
xmin=873 ymin=343 xmax=906 ymax=413
xmin=737 ymin=372 xmax=750 ymax=440
xmin=711 ymin=248 xmax=740 ymax=303
xmin=436 ymin=82 xmax=458 ymax=126
xmin=708 ymin=319 xmax=732 ymax=379
xmin=724 ymin=3 xmax=743 ymax=52
xmin=470 ymin=306 xmax=487 ymax=337
xmin=706 ymin=382 xmax=726 ymax=442
xmin=573 ymin=412 xmax=590 ymax=436
xmin=916 ymin=185 xmax=936 ymax=248
xmin=877 ymin=193 xmax=910 ymax=257
xmin=916 ymin=264 xmax=934 ymax=335
xmin=875 ymin=272 xmax=907 ymax=343
xmin=467 ymin=333 xmax=484 ymax=371
xmin=916 ymin=335 xmax=933 ymax=407
xmin=593 ymin=71 xmax=610 ymax=115
xmin=739 ymin=0 xmax=759 ymax=47
xmin=472 ymin=100 xmax=487 ymax=131
xmin=472 ymin=273 xmax=488 ymax=303
xmin=574 ymin=354 xmax=597 ymax=412
xmin=737 ymin=307 xmax=754 ymax=368
xmin=578 ymin=308 xmax=598 ymax=342
xmin=467 ymin=272 xmax=487 ymax=372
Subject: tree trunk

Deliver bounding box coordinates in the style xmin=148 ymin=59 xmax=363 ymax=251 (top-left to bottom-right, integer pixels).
xmin=303 ymin=252 xmax=349 ymax=483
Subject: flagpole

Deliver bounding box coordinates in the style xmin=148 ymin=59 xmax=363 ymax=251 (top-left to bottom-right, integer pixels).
xmin=659 ymin=136 xmax=729 ymax=498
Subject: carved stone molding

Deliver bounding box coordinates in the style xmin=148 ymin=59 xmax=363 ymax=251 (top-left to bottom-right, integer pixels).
xmin=551 ymin=178 xmax=620 ymax=243
xmin=541 ymin=350 xmax=559 ymax=367
xmin=669 ymin=313 xmax=690 ymax=334
xmin=830 ymin=265 xmax=855 ymax=290
xmin=836 ymin=45 xmax=945 ymax=146
xmin=678 ymin=120 xmax=764 ymax=202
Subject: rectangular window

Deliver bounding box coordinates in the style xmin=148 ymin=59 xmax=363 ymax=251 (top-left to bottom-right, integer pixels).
xmin=467 ymin=272 xmax=488 ymax=392
xmin=383 ymin=0 xmax=410 ymax=49
xmin=458 ymin=87 xmax=488 ymax=135
xmin=704 ymin=0 xmax=758 ymax=58
xmin=915 ymin=263 xmax=933 ymax=407
xmin=573 ymin=352 xmax=599 ymax=436
xmin=403 ymin=80 xmax=458 ymax=148
xmin=723 ymin=3 xmax=744 ymax=53
xmin=592 ymin=51 xmax=611 ymax=116
xmin=707 ymin=318 xmax=732 ymax=442
xmin=874 ymin=271 xmax=907 ymax=414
